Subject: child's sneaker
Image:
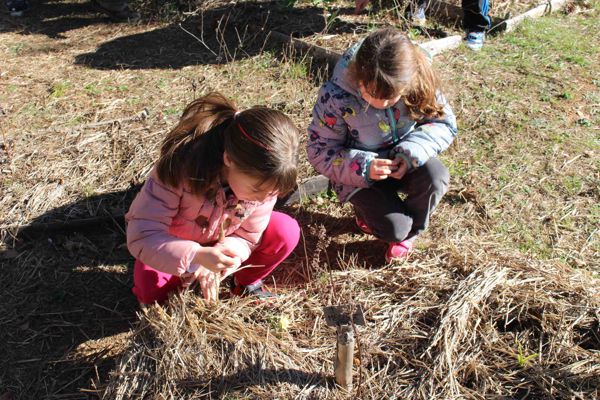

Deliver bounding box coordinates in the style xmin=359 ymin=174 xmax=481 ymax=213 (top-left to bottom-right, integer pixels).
xmin=385 ymin=240 xmax=414 ymax=263
xmin=465 ymin=31 xmax=485 ymax=51
xmin=355 ymin=217 xmax=373 ymax=235
xmin=6 ymin=0 xmax=29 ymax=16
xmin=408 ymin=4 xmax=427 ymax=26
xmin=230 ymin=279 xmax=277 ymax=299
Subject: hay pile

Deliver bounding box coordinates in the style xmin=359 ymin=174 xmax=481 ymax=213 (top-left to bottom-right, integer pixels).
xmin=103 ymin=248 xmax=599 ymax=399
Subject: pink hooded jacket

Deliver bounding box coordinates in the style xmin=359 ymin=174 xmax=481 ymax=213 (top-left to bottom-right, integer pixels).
xmin=125 ymin=168 xmax=276 ymax=276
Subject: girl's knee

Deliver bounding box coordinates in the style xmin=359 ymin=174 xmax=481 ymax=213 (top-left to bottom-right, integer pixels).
xmin=133 ymin=261 xmax=179 ymax=304
xmin=434 ymin=166 xmax=449 ymax=193
xmin=374 ymin=215 xmax=413 ymax=242
xmin=423 ymin=159 xmax=449 ymax=195
xmin=261 ymin=212 xmax=300 ymax=255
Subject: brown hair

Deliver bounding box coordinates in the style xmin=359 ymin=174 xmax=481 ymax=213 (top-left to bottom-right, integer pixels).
xmin=156 ymin=92 xmax=299 ymax=197
xmin=348 ymin=28 xmax=445 ymax=119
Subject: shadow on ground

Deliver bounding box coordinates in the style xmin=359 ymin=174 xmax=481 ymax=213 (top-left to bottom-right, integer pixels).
xmin=0 ymin=189 xmax=139 ymax=399
xmin=72 ymin=1 xmax=362 ymax=69
xmin=179 ymin=365 xmax=332 ymax=395
xmin=0 ymin=230 xmax=138 ymax=399
xmin=1 ymin=0 xmax=117 ymax=39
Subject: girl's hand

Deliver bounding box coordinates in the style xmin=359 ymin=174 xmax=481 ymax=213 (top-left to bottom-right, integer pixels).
xmin=389 ymin=158 xmax=408 ymax=180
xmin=213 ymin=242 xmax=242 ymax=278
xmin=368 ymin=158 xmax=394 ymax=181
xmin=196 ymin=266 xmax=219 ymax=302
xmin=192 ymin=247 xmax=238 ymax=274
xmin=181 ymin=266 xmax=219 ymax=301
xmin=214 ymin=243 xmax=242 ymax=269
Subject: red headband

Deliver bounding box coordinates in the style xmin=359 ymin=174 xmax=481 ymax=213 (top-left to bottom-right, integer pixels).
xmin=237 ymin=123 xmax=270 ymax=151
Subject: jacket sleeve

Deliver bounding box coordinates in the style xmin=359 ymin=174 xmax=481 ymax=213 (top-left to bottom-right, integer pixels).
xmin=307 ymin=83 xmax=378 ymax=187
xmin=220 ymin=196 xmax=277 ymax=262
xmin=390 ymin=91 xmax=457 ymax=170
xmin=126 ymin=173 xmax=202 ymax=276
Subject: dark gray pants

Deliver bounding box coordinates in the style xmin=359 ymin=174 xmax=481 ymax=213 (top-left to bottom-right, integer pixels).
xmin=349 ymin=158 xmax=449 ymax=243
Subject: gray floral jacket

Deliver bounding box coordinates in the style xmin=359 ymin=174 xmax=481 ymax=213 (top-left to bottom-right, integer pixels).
xmin=307 ymin=43 xmax=458 ymax=202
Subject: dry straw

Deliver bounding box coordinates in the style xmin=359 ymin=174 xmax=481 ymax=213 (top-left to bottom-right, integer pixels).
xmin=102 ymin=245 xmax=599 ymax=399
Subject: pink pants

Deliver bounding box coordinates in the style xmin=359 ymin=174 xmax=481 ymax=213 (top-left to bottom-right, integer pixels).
xmin=132 ymin=211 xmax=300 ymax=304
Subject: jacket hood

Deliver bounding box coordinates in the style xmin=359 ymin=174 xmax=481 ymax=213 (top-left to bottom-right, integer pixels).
xmin=330 ymin=42 xmax=363 ymax=97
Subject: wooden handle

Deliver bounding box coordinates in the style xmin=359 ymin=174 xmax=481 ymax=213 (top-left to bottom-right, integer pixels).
xmin=334 ymin=324 xmax=354 ymax=389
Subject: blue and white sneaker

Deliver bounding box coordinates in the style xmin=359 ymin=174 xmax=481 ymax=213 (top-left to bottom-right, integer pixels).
xmin=465 ymin=31 xmax=485 ymax=51
xmin=408 ymin=4 xmax=427 ymax=26
xmin=6 ymin=0 xmax=29 ymax=16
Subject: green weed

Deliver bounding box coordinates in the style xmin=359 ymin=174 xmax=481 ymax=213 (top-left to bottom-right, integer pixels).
xmin=50 ymin=81 xmax=70 ymax=98
xmin=107 ymin=85 xmax=129 ymax=92
xmin=163 ymin=107 xmax=181 ymax=116
xmin=515 ymin=339 xmax=538 ymax=368
xmin=82 ymin=183 xmax=97 ymax=198
xmin=10 ymin=43 xmax=26 ymax=56
xmin=286 ymin=62 xmax=308 ymax=79
xmin=84 ymin=84 xmax=101 ymax=96
xmin=255 ymin=52 xmax=277 ymax=70
xmin=156 ymin=78 xmax=168 ymax=89
xmin=563 ymin=175 xmax=583 ymax=195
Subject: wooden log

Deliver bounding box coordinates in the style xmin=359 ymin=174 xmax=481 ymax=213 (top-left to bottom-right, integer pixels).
xmin=267 ymin=30 xmax=342 ymax=73
xmin=495 ymin=0 xmax=568 ymax=33
xmin=277 ymin=175 xmax=330 ymax=207
xmin=334 ymin=324 xmax=355 ymax=389
xmin=421 ymin=35 xmax=463 ymax=56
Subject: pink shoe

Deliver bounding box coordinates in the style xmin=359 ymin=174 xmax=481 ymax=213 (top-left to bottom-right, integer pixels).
xmin=355 ymin=217 xmax=373 ymax=235
xmin=385 ymin=240 xmax=414 ymax=263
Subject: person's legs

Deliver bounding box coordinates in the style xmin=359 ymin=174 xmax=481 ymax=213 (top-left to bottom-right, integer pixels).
xmin=132 ymin=260 xmax=183 ymax=304
xmin=462 ymin=0 xmax=491 ymax=31
xmin=397 ymin=158 xmax=449 ymax=240
xmin=233 ymin=211 xmax=300 ymax=286
xmin=462 ymin=0 xmax=491 ymax=50
xmin=349 ymin=179 xmax=413 ymax=243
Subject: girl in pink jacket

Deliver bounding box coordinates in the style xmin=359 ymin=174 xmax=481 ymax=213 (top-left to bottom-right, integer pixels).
xmin=126 ymin=92 xmax=300 ymax=304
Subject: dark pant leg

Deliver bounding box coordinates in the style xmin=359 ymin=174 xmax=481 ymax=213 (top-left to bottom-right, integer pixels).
xmin=349 ymin=178 xmax=413 ymax=243
xmin=350 ymin=158 xmax=449 ymax=243
xmin=397 ymin=158 xmax=449 ymax=239
xmin=462 ymin=0 xmax=491 ymax=32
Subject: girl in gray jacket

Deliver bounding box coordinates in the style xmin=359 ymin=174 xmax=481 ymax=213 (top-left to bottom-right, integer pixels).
xmin=307 ymin=28 xmax=457 ymax=262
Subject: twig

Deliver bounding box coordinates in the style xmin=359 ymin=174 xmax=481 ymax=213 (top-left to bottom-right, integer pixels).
xmin=179 ymin=22 xmax=218 ymax=56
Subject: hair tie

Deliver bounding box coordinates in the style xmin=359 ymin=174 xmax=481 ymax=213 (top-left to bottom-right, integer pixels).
xmin=237 ymin=123 xmax=270 ymax=152
xmin=234 ymin=110 xmax=241 ymax=118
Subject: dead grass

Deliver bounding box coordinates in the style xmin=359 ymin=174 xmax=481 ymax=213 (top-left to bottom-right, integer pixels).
xmin=98 ymin=231 xmax=600 ymax=398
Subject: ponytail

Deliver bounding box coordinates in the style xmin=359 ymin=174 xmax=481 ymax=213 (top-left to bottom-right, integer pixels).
xmin=156 ymin=92 xmax=299 ymax=197
xmin=156 ymin=92 xmax=237 ymax=195
xmin=403 ymin=46 xmax=445 ymax=120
